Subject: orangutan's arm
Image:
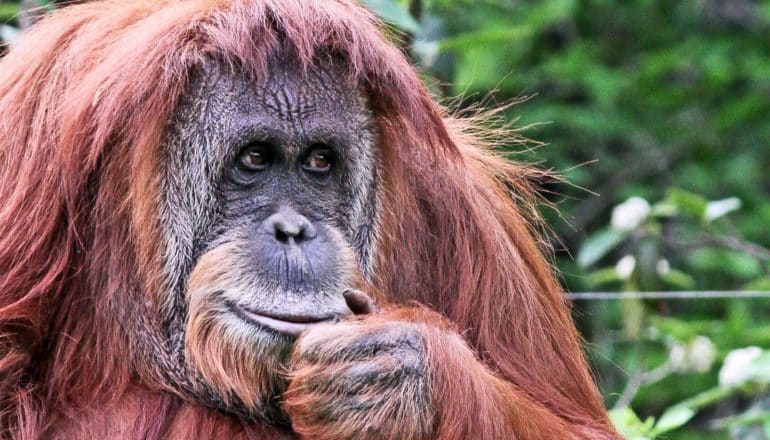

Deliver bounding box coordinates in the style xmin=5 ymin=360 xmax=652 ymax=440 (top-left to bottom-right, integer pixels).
xmin=284 ymin=308 xmax=612 ymax=440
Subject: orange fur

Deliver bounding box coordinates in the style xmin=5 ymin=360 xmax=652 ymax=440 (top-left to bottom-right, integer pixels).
xmin=0 ymin=1 xmax=618 ymax=438
xmin=185 ymin=245 xmax=292 ymax=413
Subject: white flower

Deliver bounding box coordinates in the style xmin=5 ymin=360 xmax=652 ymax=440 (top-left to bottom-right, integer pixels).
xmin=656 ymin=259 xmax=670 ymax=275
xmin=705 ymin=197 xmax=741 ymax=222
xmin=615 ymin=255 xmax=636 ymax=279
xmin=689 ymin=336 xmax=716 ymax=373
xmin=669 ymin=343 xmax=689 ymax=372
xmin=669 ymin=336 xmax=716 ymax=373
xmin=611 ymin=197 xmax=651 ymax=231
xmin=718 ymin=346 xmax=763 ymax=389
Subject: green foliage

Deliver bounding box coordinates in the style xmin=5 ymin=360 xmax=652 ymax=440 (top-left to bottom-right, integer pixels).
xmin=577 ymin=228 xmax=628 ymax=269
xmin=0 ymin=3 xmax=18 ymax=23
xmin=611 ymin=349 xmax=770 ymax=439
xmin=414 ymin=0 xmax=770 ymax=282
xmin=362 ymin=0 xmax=419 ymax=33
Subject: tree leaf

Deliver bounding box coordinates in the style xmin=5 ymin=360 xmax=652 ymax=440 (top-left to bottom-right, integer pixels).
xmin=651 ymin=405 xmax=696 ymax=435
xmin=438 ymin=25 xmax=532 ymax=52
xmin=651 ymin=201 xmax=679 ymax=218
xmin=660 ymin=269 xmax=696 ymax=290
xmin=585 ymin=267 xmax=624 ymax=288
xmin=0 ymin=3 xmax=18 ymax=22
xmin=609 ymin=406 xmax=654 ymax=439
xmin=688 ymin=248 xmax=761 ymax=280
xmin=664 ymin=188 xmax=708 ymax=220
xmin=362 ymin=0 xmax=419 ymax=34
xmin=577 ymin=228 xmax=628 ymax=268
xmin=743 ymin=277 xmax=770 ymax=290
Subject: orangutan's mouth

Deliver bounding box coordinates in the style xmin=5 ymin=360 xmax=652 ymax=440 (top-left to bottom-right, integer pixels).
xmin=228 ymin=303 xmax=335 ymax=337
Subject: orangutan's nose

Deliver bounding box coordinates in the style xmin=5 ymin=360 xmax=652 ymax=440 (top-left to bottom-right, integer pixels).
xmin=262 ymin=209 xmax=317 ymax=245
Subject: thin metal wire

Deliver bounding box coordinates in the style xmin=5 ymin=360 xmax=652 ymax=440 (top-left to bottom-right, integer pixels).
xmin=567 ymin=291 xmax=770 ymax=300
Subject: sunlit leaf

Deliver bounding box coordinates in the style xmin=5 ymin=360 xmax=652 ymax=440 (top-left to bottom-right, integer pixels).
xmin=660 ymin=270 xmax=696 ymax=290
xmin=0 ymin=3 xmax=18 ymax=22
xmin=664 ymin=188 xmax=708 ymax=220
xmin=743 ymin=277 xmax=770 ymax=290
xmin=688 ymin=249 xmax=761 ymax=280
xmin=650 ymin=201 xmax=679 ymax=218
xmin=438 ymin=26 xmax=532 ymax=52
xmin=577 ymin=228 xmax=629 ymax=269
xmin=651 ymin=405 xmax=696 ymax=435
xmin=609 ymin=406 xmax=654 ymax=439
xmin=585 ymin=267 xmax=623 ymax=288
xmin=363 ymin=0 xmax=419 ymax=33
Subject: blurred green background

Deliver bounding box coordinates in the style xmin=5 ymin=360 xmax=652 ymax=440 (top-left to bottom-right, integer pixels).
xmin=3 ymin=0 xmax=769 ymax=438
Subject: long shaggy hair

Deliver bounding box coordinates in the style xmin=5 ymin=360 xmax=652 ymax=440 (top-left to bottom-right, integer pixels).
xmin=0 ymin=0 xmax=615 ymax=438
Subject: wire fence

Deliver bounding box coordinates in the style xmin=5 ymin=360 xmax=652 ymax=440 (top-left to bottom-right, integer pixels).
xmin=567 ymin=290 xmax=770 ymax=300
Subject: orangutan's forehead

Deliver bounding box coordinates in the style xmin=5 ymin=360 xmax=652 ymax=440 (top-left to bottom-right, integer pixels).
xmin=179 ymin=58 xmax=370 ymax=153
xmin=256 ymin=57 xmax=362 ymax=121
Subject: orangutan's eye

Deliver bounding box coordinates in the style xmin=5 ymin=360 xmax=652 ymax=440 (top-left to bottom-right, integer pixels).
xmin=238 ymin=143 xmax=272 ymax=172
xmin=301 ymin=145 xmax=333 ymax=175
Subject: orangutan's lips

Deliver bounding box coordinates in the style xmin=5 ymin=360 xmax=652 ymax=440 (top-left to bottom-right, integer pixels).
xmin=230 ymin=304 xmax=334 ymax=337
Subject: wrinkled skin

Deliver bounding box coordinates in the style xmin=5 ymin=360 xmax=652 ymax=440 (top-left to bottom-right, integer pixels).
xmin=285 ymin=312 xmax=438 ymax=439
xmin=153 ymin=55 xmax=440 ymax=433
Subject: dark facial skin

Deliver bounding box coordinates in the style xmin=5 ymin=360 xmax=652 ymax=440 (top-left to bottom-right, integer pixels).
xmin=156 ymin=56 xmax=380 ymax=419
xmin=219 ymin=60 xmax=373 ymax=314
